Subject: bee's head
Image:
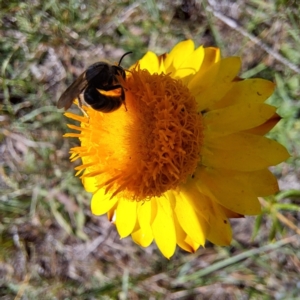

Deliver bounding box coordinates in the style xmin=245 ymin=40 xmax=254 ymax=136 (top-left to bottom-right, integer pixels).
xmin=113 ymin=65 xmax=126 ymax=79
xmin=114 ymin=51 xmax=132 ymax=80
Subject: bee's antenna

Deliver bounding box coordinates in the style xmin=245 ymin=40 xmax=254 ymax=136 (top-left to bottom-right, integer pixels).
xmin=118 ymin=51 xmax=133 ymax=66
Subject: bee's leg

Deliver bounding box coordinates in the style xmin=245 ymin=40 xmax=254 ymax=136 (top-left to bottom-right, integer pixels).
xmin=78 ymin=94 xmax=89 ymax=118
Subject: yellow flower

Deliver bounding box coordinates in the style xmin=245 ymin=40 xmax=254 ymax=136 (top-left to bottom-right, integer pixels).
xmin=64 ymin=40 xmax=289 ymax=258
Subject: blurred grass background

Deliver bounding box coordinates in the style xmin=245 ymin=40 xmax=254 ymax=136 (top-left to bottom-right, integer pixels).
xmin=1 ymin=0 xmax=300 ymax=299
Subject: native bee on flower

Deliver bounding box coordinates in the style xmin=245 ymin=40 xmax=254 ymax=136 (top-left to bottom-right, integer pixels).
xmin=57 ymin=51 xmax=132 ymax=113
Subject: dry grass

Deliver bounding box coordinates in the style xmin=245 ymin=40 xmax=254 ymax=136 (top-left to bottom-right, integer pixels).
xmin=1 ymin=0 xmax=300 ymax=299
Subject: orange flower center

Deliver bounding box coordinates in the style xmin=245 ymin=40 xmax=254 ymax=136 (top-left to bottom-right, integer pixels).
xmin=79 ymin=68 xmax=203 ymax=200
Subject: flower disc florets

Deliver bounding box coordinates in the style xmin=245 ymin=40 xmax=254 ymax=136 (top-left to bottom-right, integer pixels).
xmin=119 ymin=68 xmax=203 ymax=200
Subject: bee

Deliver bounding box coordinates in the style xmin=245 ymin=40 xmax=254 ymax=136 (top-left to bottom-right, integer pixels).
xmin=57 ymin=51 xmax=132 ymax=113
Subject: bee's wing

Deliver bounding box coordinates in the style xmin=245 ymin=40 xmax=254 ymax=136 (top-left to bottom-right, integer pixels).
xmin=57 ymin=72 xmax=88 ymax=110
xmin=57 ymin=62 xmax=107 ymax=110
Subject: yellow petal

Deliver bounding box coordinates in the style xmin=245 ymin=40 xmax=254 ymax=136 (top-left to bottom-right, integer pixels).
xmin=172 ymin=46 xmax=205 ymax=80
xmin=164 ymin=40 xmax=195 ymax=74
xmin=82 ymin=176 xmax=98 ymax=193
xmin=133 ymin=201 xmax=155 ymax=247
xmin=135 ymin=51 xmax=160 ymax=74
xmin=116 ymin=199 xmax=137 ymax=238
xmin=196 ymin=168 xmax=279 ymax=214
xmin=174 ymin=192 xmax=208 ymax=246
xmin=107 ymin=206 xmax=117 ymax=222
xmin=184 ymin=236 xmax=201 ymax=252
xmin=206 ymin=213 xmax=232 ymax=246
xmin=167 ymin=190 xmax=200 ymax=253
xmin=137 ymin=201 xmax=152 ymax=231
xmin=182 ymin=47 xmax=220 ymax=90
xmin=131 ymin=227 xmax=153 ymax=247
xmin=179 ymin=181 xmax=210 ymax=223
xmin=155 ymin=53 xmax=167 ymax=74
xmin=206 ymin=202 xmax=232 ymax=246
xmin=211 ymin=78 xmax=276 ymax=110
xmin=151 ymin=197 xmax=177 ymax=259
xmin=204 ymin=103 xmax=277 ymax=138
xmin=201 ymin=47 xmax=221 ymax=72
xmin=250 ymin=169 xmax=279 ymax=196
xmin=188 ymin=57 xmax=241 ymax=111
xmin=220 ymin=205 xmax=244 ymax=218
xmin=244 ymin=113 xmax=280 ymax=135
xmin=173 ymin=214 xmax=196 ymax=253
xmin=180 ymin=181 xmax=232 ymax=245
xmin=131 ymin=201 xmax=153 ymax=247
xmin=203 ymin=132 xmax=290 ymax=171
xmin=195 ymin=166 xmax=261 ymax=215
xmin=91 ymin=189 xmax=118 ymax=215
